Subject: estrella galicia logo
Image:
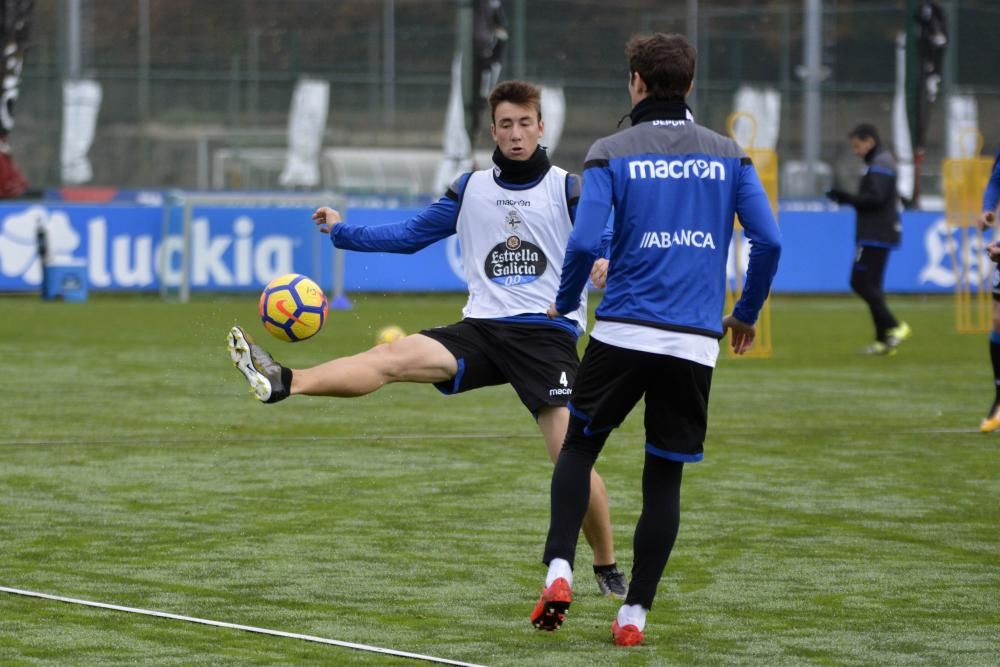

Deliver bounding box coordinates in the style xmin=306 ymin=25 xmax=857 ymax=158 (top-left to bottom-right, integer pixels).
xmin=485 ymin=237 xmax=547 ymax=286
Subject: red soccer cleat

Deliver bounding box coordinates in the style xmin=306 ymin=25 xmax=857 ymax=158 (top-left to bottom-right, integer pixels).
xmin=611 ymin=619 xmax=645 ymax=646
xmin=530 ymin=577 xmax=572 ymax=631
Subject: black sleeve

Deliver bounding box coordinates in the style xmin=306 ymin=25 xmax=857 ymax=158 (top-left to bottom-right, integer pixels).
xmin=848 ymin=172 xmax=896 ymax=210
xmin=565 ymin=173 xmax=581 ymax=223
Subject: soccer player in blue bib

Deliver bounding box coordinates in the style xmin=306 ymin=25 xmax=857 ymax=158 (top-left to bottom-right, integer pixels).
xmin=228 ymin=81 xmax=627 ymax=598
xmin=530 ymin=33 xmax=781 ymax=646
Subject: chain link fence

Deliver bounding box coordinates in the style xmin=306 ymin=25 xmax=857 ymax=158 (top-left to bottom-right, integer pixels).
xmin=14 ymin=0 xmax=1000 ymax=195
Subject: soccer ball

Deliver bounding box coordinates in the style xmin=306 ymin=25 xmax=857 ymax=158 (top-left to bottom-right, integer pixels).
xmin=375 ymin=324 xmax=406 ymax=345
xmin=259 ymin=273 xmax=329 ymax=342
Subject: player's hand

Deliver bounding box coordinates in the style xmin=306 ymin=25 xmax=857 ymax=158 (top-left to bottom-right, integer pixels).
xmin=312 ymin=206 xmax=343 ymax=234
xmin=546 ymin=303 xmax=560 ymax=320
xmin=987 ymin=241 xmax=1000 ymax=263
xmin=976 ymin=210 xmax=996 ymax=232
xmin=589 ymin=258 xmax=609 ymax=289
xmin=825 ymin=189 xmax=849 ymax=205
xmin=722 ymin=314 xmax=756 ymax=355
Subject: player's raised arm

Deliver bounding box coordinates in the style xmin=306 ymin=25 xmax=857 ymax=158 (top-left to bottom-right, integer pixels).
xmin=323 ymin=179 xmax=467 ymax=254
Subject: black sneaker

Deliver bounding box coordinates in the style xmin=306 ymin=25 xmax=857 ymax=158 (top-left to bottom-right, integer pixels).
xmin=594 ymin=566 xmax=628 ymax=599
xmin=228 ymin=325 xmax=288 ymax=403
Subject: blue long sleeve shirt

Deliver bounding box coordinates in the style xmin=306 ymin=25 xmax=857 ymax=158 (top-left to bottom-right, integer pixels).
xmin=984 ymin=150 xmax=1000 ymax=213
xmin=555 ymin=112 xmax=781 ymax=337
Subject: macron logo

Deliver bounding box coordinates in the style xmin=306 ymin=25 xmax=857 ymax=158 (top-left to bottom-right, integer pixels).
xmin=628 ymin=158 xmax=726 ymax=181
xmin=640 ymin=229 xmax=716 ymax=250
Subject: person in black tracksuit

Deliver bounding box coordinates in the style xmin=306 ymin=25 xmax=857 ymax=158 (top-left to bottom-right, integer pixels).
xmin=826 ymin=123 xmax=911 ymax=355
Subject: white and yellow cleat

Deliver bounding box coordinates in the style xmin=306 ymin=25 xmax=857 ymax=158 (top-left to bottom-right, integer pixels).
xmin=886 ymin=322 xmax=912 ymax=349
xmin=227 ymin=325 xmax=287 ymax=403
xmin=861 ymin=341 xmax=897 ymax=356
xmin=979 ymin=404 xmax=1000 ymax=433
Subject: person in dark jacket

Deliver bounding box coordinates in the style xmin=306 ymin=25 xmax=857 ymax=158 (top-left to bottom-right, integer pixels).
xmin=827 ymin=124 xmax=912 ymax=355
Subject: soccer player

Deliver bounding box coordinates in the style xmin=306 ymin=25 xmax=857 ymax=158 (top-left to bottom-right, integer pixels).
xmin=826 ymin=124 xmax=912 ymax=355
xmin=974 ymin=147 xmax=1000 ymax=432
xmin=227 ymin=80 xmax=627 ymax=598
xmin=529 ymin=33 xmax=781 ymax=646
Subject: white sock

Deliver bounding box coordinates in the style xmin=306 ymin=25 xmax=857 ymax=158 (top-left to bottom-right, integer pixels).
xmin=545 ymin=558 xmax=573 ymax=588
xmin=616 ymin=603 xmax=647 ymax=631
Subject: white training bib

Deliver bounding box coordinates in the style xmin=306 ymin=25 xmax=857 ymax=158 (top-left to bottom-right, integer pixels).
xmin=455 ymin=167 xmax=587 ymax=328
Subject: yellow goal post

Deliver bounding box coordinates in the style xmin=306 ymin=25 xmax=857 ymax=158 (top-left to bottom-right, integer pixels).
xmin=941 ymin=130 xmax=994 ymax=333
xmin=724 ymin=111 xmax=778 ymax=358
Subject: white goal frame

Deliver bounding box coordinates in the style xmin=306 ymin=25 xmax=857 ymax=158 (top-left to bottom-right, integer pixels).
xmin=159 ymin=191 xmax=348 ymax=304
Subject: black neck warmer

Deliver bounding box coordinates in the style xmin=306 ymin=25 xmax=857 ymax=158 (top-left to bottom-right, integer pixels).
xmin=491 ymin=145 xmax=552 ymax=185
xmin=627 ymin=97 xmax=692 ymax=126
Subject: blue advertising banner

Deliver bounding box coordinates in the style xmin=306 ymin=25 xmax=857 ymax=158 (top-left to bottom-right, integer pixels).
xmin=0 ymin=202 xmax=989 ymax=294
xmin=767 ymin=209 xmax=987 ymax=293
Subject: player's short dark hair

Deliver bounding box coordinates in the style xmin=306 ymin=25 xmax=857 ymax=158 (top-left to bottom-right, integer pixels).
xmin=849 ymin=123 xmax=881 ymax=144
xmin=625 ymin=33 xmax=697 ymax=100
xmin=489 ymin=80 xmax=542 ymax=122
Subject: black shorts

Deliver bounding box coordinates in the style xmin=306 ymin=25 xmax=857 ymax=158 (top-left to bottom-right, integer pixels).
xmin=419 ymin=319 xmax=579 ymax=414
xmin=992 ymin=262 xmax=1000 ymax=301
xmin=568 ymin=337 xmax=713 ymax=462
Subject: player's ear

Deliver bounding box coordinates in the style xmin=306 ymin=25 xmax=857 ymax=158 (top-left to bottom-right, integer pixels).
xmin=629 ymin=71 xmax=648 ymax=97
xmin=490 ymin=122 xmax=498 ymax=142
xmin=538 ymin=119 xmax=544 ymax=137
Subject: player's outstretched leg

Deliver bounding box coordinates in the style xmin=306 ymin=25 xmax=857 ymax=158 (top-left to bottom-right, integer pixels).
xmin=228 ymin=326 xmax=291 ymax=403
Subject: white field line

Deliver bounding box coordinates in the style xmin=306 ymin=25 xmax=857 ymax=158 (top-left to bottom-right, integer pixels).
xmin=0 ymin=433 xmax=536 ymax=447
xmin=0 ymin=586 xmax=489 ymax=667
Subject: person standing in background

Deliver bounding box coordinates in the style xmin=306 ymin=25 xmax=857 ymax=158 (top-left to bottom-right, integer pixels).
xmin=826 ymin=124 xmax=912 ymax=355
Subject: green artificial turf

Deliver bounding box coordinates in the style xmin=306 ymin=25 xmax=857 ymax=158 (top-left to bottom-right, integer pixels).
xmin=0 ymin=293 xmax=997 ymax=665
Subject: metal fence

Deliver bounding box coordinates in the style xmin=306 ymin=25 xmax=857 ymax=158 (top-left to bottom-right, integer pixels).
xmin=15 ymin=0 xmax=1000 ymax=195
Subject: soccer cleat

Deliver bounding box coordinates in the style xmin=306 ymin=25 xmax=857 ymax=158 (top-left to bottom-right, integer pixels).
xmin=886 ymin=322 xmax=912 ymax=348
xmin=228 ymin=325 xmax=287 ymax=403
xmin=860 ymin=341 xmax=896 ymax=356
xmin=980 ymin=404 xmax=1000 ymax=433
xmin=530 ymin=577 xmax=572 ymax=631
xmin=611 ymin=620 xmax=645 ymax=647
xmin=594 ymin=567 xmax=628 ymax=599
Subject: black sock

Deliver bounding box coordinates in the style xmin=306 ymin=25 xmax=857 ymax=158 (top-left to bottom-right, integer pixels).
xmin=594 ymin=563 xmax=619 ymax=574
xmin=265 ymin=367 xmax=293 ymax=404
xmin=991 ymin=337 xmax=1000 ymax=411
